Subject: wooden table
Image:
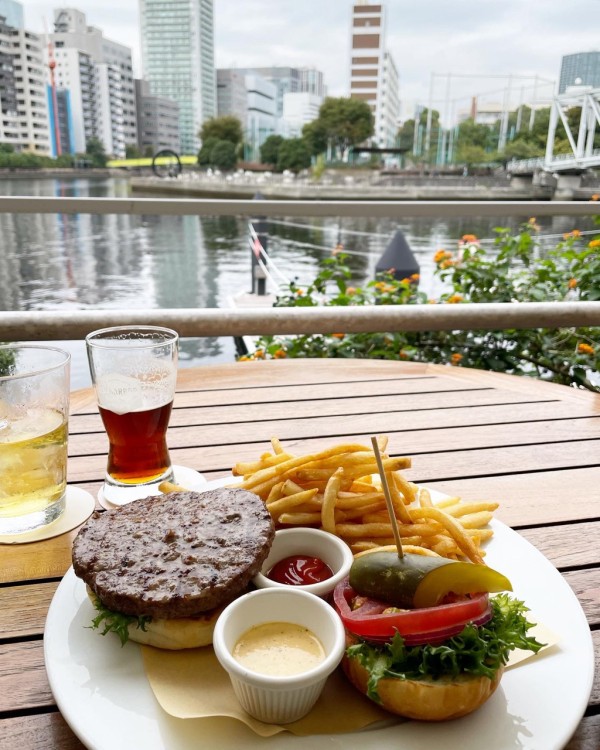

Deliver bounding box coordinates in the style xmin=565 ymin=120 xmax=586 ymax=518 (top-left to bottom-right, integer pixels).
xmin=1 ymin=359 xmax=598 ymax=749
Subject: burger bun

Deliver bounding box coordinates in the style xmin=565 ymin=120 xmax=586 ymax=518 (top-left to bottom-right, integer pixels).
xmin=87 ymin=588 xmax=223 ymax=650
xmin=342 ymin=654 xmax=504 ymax=721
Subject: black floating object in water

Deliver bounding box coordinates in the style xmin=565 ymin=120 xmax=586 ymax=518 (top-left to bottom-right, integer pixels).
xmin=376 ymin=230 xmax=420 ymax=281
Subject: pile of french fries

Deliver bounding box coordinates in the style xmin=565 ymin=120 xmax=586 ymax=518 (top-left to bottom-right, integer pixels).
xmin=229 ymin=437 xmax=497 ymax=564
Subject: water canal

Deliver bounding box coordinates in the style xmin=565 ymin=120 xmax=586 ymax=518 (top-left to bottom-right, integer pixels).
xmin=0 ymin=176 xmax=594 ymax=388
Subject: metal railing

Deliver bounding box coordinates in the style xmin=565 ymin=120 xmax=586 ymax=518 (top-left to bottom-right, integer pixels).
xmin=1 ymin=197 xmax=599 ymax=340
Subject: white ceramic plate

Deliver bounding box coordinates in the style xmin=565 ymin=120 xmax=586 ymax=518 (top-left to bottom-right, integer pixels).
xmin=44 ymin=481 xmax=594 ymax=750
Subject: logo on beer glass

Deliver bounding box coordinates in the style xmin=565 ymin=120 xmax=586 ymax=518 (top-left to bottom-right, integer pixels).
xmin=86 ymin=327 xmax=179 ymax=503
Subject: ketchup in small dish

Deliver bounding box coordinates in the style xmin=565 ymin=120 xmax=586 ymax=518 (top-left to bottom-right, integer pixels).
xmin=268 ymin=555 xmax=334 ymax=586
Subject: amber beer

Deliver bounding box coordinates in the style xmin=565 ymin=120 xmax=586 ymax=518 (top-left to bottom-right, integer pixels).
xmin=86 ymin=326 xmax=179 ymax=501
xmin=98 ymin=399 xmax=173 ymax=485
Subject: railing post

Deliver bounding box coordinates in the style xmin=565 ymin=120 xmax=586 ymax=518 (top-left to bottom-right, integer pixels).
xmin=251 ymin=192 xmax=269 ymax=296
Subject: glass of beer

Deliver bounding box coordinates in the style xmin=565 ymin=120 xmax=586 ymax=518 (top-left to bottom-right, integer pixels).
xmin=0 ymin=345 xmax=70 ymax=535
xmin=85 ymin=326 xmax=178 ymax=503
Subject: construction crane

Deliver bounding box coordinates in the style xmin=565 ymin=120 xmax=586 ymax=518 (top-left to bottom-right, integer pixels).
xmin=44 ymin=17 xmax=61 ymax=157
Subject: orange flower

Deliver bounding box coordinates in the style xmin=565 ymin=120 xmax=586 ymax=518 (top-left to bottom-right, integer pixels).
xmin=427 ymin=299 xmax=437 ymax=304
xmin=332 ymin=243 xmax=344 ymax=255
xmin=238 ymin=355 xmax=250 ymax=362
xmin=591 ymin=194 xmax=599 ymax=201
xmin=400 ymin=277 xmax=410 ymax=284
xmin=461 ymin=234 xmax=478 ymax=243
xmin=440 ymin=259 xmax=457 ymax=269
xmin=577 ymin=343 xmax=594 ymax=355
xmin=434 ymin=249 xmax=452 ymax=264
xmin=568 ymin=278 xmax=577 ymax=289
xmin=410 ymin=273 xmax=420 ymax=281
xmin=589 ymin=239 xmax=600 ymax=249
xmin=446 ymin=294 xmax=463 ymax=304
xmin=450 ymin=352 xmax=463 ymax=365
xmin=528 ymin=217 xmax=541 ymax=231
xmin=273 ymin=348 xmax=287 ymax=359
xmin=346 ymin=286 xmax=357 ymax=295
xmin=399 ymin=350 xmax=410 ymax=360
xmin=563 ymin=229 xmax=581 ymax=239
xmin=254 ymin=349 xmax=265 ymax=359
xmin=295 ymin=288 xmax=304 ymax=296
xmin=331 ymin=333 xmax=345 ymax=339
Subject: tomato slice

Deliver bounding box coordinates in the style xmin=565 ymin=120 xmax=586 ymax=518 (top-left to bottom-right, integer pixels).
xmin=333 ymin=577 xmax=492 ymax=646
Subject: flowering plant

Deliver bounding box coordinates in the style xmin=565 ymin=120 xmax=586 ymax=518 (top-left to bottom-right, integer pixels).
xmin=245 ymin=220 xmax=600 ymax=392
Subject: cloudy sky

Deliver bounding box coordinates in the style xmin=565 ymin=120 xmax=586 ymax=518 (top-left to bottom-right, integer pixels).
xmin=22 ymin=0 xmax=600 ymax=121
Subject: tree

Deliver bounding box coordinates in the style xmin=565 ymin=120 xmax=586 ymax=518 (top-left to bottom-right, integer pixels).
xmin=316 ymin=97 xmax=374 ymax=159
xmin=210 ymin=140 xmax=237 ymax=171
xmin=125 ymin=144 xmax=142 ymax=159
xmin=302 ymin=119 xmax=328 ymax=156
xmin=457 ymin=145 xmax=488 ymax=170
xmin=0 ymin=143 xmax=14 ymax=153
xmin=260 ymin=135 xmax=284 ymax=166
xmin=85 ymin=137 xmax=107 ymax=167
xmin=197 ymin=137 xmax=220 ymax=167
xmin=199 ymin=116 xmax=243 ymax=146
xmin=277 ymin=138 xmax=311 ymax=173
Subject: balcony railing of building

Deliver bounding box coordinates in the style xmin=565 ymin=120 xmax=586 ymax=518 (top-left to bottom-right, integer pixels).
xmin=0 ymin=196 xmax=599 ymax=342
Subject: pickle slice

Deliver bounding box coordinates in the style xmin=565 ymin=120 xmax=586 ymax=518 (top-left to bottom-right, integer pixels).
xmin=349 ymin=551 xmax=511 ymax=609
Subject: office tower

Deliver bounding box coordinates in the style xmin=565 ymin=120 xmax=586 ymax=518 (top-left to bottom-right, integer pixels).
xmin=0 ymin=5 xmax=51 ymax=154
xmin=349 ymin=2 xmax=400 ymax=147
xmin=50 ymin=8 xmax=137 ymax=157
xmin=282 ymin=92 xmax=322 ymax=138
xmin=135 ymin=79 xmax=180 ymax=154
xmin=559 ymin=51 xmax=600 ymax=94
xmin=216 ymin=69 xmax=247 ymax=124
xmin=234 ymin=66 xmax=326 ymax=118
xmin=139 ymin=0 xmax=216 ymax=155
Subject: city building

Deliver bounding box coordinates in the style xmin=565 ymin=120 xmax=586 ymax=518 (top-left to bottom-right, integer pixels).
xmin=0 ymin=0 xmax=22 ymax=29
xmin=49 ymin=8 xmax=137 ymax=158
xmin=135 ymin=78 xmax=180 ymax=154
xmin=559 ymin=51 xmax=600 ymax=94
xmin=233 ymin=66 xmax=326 ymax=118
xmin=282 ymin=92 xmax=322 ymax=138
xmin=0 ymin=3 xmax=51 ymax=154
xmin=216 ymin=68 xmax=247 ymax=124
xmin=139 ymin=0 xmax=216 ymax=155
xmin=349 ymin=2 xmax=400 ymax=148
xmin=245 ymin=73 xmax=277 ymax=161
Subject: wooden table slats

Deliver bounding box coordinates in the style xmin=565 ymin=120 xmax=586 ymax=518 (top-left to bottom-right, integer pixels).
xmin=1 ymin=360 xmax=598 ymax=750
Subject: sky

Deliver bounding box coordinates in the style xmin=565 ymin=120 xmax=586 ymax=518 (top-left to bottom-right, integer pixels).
xmin=22 ymin=0 xmax=600 ymax=122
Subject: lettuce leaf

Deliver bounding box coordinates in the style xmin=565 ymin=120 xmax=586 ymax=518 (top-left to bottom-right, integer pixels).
xmin=346 ymin=594 xmax=545 ymax=702
xmin=88 ymin=594 xmax=152 ymax=646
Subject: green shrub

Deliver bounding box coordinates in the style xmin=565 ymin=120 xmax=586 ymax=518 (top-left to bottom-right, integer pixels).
xmin=245 ymin=217 xmax=600 ymax=392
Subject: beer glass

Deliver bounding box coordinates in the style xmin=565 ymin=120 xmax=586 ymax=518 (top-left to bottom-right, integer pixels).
xmin=85 ymin=326 xmax=178 ymax=503
xmin=0 ymin=345 xmax=70 ymax=535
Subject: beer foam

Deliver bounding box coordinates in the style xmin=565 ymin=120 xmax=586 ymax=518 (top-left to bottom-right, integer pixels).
xmin=96 ymin=371 xmax=175 ymax=415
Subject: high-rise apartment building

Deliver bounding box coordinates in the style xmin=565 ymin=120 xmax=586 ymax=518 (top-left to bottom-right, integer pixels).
xmin=139 ymin=0 xmax=216 ymax=154
xmin=216 ymin=69 xmax=247 ymax=124
xmin=349 ymin=2 xmax=400 ymax=147
xmin=49 ymin=8 xmax=137 ymax=157
xmin=0 ymin=2 xmax=51 ymax=154
xmin=559 ymin=51 xmax=600 ymax=94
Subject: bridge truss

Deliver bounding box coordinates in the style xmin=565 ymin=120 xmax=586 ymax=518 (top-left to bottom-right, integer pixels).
xmin=545 ymin=86 xmax=600 ymax=172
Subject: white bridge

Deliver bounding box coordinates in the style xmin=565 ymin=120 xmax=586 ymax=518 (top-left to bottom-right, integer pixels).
xmin=507 ymin=86 xmax=600 ymax=174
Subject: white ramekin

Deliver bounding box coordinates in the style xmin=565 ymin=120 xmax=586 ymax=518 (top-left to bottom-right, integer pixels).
xmin=252 ymin=527 xmax=354 ymax=598
xmin=212 ymin=587 xmax=346 ymax=724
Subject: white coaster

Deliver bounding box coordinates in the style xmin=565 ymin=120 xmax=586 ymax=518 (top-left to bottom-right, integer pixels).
xmin=97 ymin=465 xmax=206 ymax=510
xmin=0 ymin=486 xmax=95 ymax=545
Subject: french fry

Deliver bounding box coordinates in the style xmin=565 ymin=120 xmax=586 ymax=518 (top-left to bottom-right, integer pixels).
xmin=321 ymin=467 xmax=344 ymax=534
xmin=354 ymin=544 xmax=441 ymax=559
xmin=158 ymin=480 xmax=187 ymax=493
xmin=267 ymin=487 xmax=319 ymax=517
xmin=232 ymin=436 xmax=499 ymax=564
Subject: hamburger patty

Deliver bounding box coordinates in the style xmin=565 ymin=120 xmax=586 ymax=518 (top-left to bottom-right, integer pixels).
xmin=72 ymin=488 xmax=275 ymax=619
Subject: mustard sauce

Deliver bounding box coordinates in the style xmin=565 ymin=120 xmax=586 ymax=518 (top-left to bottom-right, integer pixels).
xmin=233 ymin=621 xmax=325 ymax=676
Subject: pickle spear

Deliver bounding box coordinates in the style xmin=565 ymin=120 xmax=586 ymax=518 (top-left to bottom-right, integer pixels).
xmin=349 ymin=551 xmax=512 ymax=609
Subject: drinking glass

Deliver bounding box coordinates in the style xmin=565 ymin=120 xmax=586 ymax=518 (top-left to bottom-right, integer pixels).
xmin=0 ymin=345 xmax=71 ymax=535
xmin=85 ymin=326 xmax=179 ymax=503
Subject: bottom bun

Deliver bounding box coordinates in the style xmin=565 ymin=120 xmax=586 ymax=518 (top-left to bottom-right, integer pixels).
xmin=87 ymin=589 xmax=222 ymax=650
xmin=342 ymin=655 xmax=504 ymax=721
